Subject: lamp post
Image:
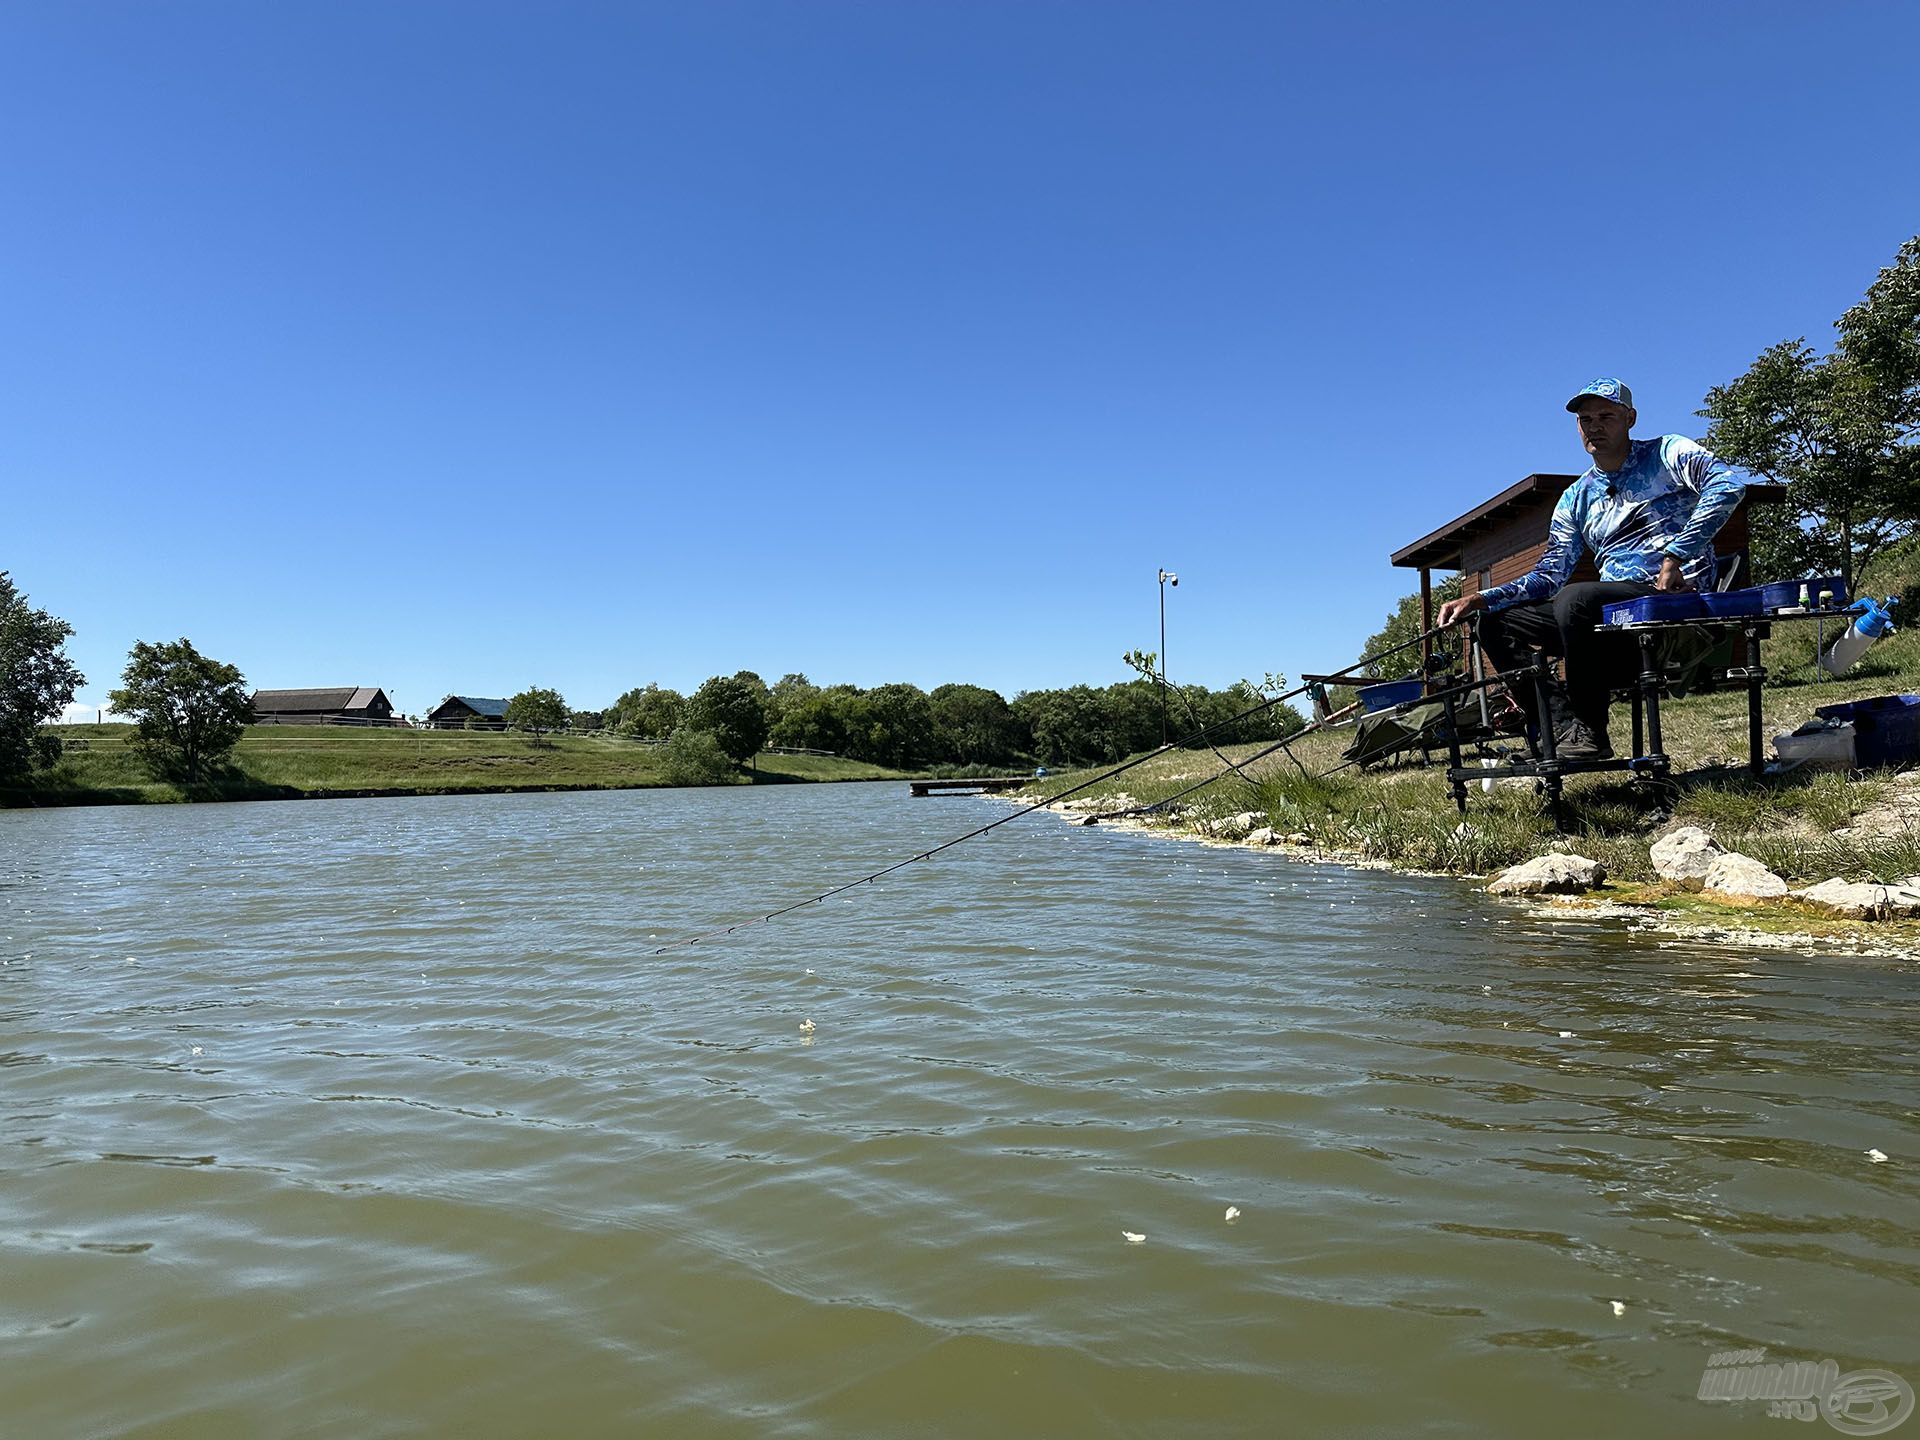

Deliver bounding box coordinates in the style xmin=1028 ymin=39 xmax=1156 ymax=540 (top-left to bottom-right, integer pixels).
xmin=1158 ymin=568 xmax=1178 ymax=746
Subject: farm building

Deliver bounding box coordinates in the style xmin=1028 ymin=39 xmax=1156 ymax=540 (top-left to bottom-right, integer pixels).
xmin=251 ymin=687 xmax=398 ymax=726
xmin=427 ymin=695 xmax=510 ymax=730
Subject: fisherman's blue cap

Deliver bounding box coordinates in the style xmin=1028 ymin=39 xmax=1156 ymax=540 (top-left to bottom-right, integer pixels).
xmin=1566 ymin=377 xmax=1634 ymax=412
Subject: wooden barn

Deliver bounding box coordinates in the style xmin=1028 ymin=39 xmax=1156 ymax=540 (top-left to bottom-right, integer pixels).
xmin=427 ymin=695 xmax=510 ymax=730
xmin=251 ymin=687 xmax=398 ymax=726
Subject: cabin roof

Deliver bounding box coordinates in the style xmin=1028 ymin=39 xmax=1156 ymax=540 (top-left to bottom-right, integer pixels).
xmin=432 ymin=695 xmax=510 ymax=718
xmin=252 ymin=687 xmax=389 ymax=712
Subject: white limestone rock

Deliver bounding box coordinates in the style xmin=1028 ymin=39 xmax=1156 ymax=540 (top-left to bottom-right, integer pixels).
xmin=1208 ymin=811 xmax=1263 ymax=840
xmin=1247 ymin=826 xmax=1279 ymax=847
xmin=1793 ymin=878 xmax=1893 ymax=920
xmin=1650 ymin=826 xmax=1724 ymax=884
xmin=1703 ymin=853 xmax=1788 ymax=900
xmin=1487 ymin=854 xmax=1607 ymax=896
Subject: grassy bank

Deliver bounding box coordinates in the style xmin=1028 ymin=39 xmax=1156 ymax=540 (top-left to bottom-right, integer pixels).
xmin=1012 ymin=569 xmax=1920 ymax=939
xmin=8 ymin=724 xmax=914 ymax=806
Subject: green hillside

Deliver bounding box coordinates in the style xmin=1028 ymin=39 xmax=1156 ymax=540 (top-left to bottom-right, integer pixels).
xmin=9 ymin=724 xmax=912 ymax=806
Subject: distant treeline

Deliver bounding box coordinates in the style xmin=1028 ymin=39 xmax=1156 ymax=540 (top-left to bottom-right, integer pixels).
xmin=585 ymin=673 xmax=1303 ymax=771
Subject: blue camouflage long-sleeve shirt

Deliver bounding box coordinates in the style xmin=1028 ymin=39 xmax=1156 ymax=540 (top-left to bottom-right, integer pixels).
xmin=1478 ymin=435 xmax=1747 ymax=611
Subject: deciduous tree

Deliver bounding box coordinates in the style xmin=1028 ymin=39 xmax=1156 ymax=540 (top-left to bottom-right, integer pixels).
xmin=928 ymin=683 xmax=1025 ymax=766
xmin=687 ymin=674 xmax=771 ymax=764
xmin=658 ymin=726 xmax=738 ymax=786
xmin=506 ymin=687 xmax=569 ymax=739
xmin=612 ymin=684 xmax=685 ymax=740
xmin=0 ymin=572 xmax=84 ymax=782
xmin=109 ymin=638 xmax=250 ymax=783
xmin=1361 ymin=577 xmax=1461 ymax=680
xmin=1701 ymin=235 xmax=1920 ymax=591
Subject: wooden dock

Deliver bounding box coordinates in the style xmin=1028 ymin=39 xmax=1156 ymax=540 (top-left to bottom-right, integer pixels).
xmin=909 ymin=776 xmax=1032 ymax=797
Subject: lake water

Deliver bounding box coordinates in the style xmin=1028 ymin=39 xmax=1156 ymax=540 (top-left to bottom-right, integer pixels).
xmin=3 ymin=783 xmax=1917 ymax=1438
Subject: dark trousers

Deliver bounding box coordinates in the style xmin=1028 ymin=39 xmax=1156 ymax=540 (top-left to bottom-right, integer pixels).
xmin=1477 ymin=581 xmax=1657 ymax=735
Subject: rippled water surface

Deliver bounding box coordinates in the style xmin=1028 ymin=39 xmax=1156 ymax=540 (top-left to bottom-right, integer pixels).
xmin=4 ymin=784 xmax=1918 ymax=1438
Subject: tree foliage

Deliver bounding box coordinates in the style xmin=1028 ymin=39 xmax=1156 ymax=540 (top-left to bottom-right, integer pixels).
xmin=928 ymin=683 xmax=1026 ymax=765
xmin=1360 ymin=575 xmax=1461 ymax=680
xmin=768 ymin=673 xmax=819 ymax=724
xmin=686 ymin=674 xmax=771 ymax=764
xmin=610 ymin=683 xmax=685 ymax=740
xmin=1701 ymin=235 xmax=1920 ymax=590
xmin=615 ymin=667 xmax=1302 ymax=774
xmin=506 ymin=687 xmax=569 ymax=738
xmin=0 ymin=572 xmax=85 ymax=782
xmin=658 ymin=725 xmax=739 ymax=786
xmin=109 ymin=638 xmax=250 ymax=782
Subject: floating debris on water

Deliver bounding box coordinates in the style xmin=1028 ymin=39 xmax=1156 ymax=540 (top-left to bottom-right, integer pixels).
xmin=1558 ymin=1031 xmax=1576 ymax=1039
xmin=1122 ymin=1231 xmax=1146 ymax=1244
xmin=799 ymin=1018 xmax=815 ymax=1035
xmin=1868 ymin=1148 xmax=1889 ymax=1163
xmin=1224 ymin=1206 xmax=1241 ymax=1223
xmin=1610 ymin=1300 xmax=1626 ymax=1317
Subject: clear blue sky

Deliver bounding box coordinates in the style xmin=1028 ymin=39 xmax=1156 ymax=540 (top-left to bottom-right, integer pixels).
xmin=8 ymin=2 xmax=1916 ymax=719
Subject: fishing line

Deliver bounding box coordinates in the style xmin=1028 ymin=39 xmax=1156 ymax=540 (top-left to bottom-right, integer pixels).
xmin=650 ymin=626 xmax=1452 ymax=953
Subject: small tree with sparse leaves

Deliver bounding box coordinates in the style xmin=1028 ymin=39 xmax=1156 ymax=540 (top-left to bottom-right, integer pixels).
xmin=506 ymin=687 xmax=568 ymax=743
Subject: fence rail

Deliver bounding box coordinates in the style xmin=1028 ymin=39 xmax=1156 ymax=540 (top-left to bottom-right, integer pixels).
xmin=246 ymin=713 xmax=837 ymax=757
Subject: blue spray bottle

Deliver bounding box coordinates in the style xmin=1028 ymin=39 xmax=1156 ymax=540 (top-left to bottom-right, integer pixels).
xmin=1819 ymin=596 xmax=1898 ymax=676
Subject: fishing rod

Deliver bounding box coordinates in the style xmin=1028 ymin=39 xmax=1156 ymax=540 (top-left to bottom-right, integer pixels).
xmin=649 ymin=624 xmax=1455 ymax=953
xmin=1093 ymin=654 xmax=1540 ymax=827
xmin=1080 ymin=697 xmax=1364 ymax=824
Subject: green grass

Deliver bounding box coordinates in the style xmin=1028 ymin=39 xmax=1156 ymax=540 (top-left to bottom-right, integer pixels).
xmin=1012 ymin=547 xmax=1920 ymax=913
xmin=8 ymin=724 xmax=912 ymax=806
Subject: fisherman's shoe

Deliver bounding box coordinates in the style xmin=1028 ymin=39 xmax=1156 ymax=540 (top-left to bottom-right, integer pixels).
xmin=1553 ymin=720 xmax=1613 ymax=762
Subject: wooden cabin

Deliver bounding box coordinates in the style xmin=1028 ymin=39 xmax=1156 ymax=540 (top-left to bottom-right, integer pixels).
xmin=251 ymin=686 xmax=398 ymax=726
xmin=427 ymin=695 xmax=510 ymax=730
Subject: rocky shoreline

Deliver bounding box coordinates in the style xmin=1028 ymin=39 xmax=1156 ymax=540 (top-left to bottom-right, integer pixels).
xmin=1016 ymin=793 xmax=1920 ymax=959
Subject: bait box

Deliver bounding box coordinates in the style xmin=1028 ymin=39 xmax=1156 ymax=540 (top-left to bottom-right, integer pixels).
xmin=1813 ymin=694 xmax=1920 ymax=769
xmin=1759 ymin=575 xmax=1847 ymax=611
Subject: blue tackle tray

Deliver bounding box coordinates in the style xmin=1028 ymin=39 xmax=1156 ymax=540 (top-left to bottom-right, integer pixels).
xmin=1357 ymin=678 xmax=1424 ymax=711
xmin=1702 ymin=588 xmax=1766 ymax=617
xmin=1602 ymin=592 xmax=1707 ymax=626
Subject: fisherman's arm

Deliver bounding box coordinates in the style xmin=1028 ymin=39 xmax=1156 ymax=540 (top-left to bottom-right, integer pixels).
xmin=1436 ymin=490 xmax=1587 ymax=626
xmin=1657 ymin=437 xmax=1747 ymax=590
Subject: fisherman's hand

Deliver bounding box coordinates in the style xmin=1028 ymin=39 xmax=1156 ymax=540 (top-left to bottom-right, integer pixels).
xmin=1436 ymin=593 xmax=1487 ymax=629
xmin=1655 ymin=555 xmax=1692 ymax=592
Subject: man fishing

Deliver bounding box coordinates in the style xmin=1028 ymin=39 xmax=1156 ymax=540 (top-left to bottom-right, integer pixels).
xmin=1434 ymin=378 xmax=1746 ymax=761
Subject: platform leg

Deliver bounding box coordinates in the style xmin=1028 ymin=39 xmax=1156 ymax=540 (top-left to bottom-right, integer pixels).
xmin=1442 ymin=689 xmax=1468 ymax=814
xmin=1533 ymin=656 xmax=1559 ymax=763
xmin=1638 ymin=632 xmax=1665 ymax=761
xmin=1746 ymin=624 xmax=1765 ymax=776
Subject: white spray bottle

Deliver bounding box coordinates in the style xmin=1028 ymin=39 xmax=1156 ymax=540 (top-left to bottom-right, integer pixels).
xmin=1820 ymin=597 xmax=1898 ymax=676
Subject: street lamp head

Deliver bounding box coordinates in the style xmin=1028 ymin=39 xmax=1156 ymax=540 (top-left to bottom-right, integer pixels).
xmin=1160 ymin=569 xmax=1179 ymax=586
